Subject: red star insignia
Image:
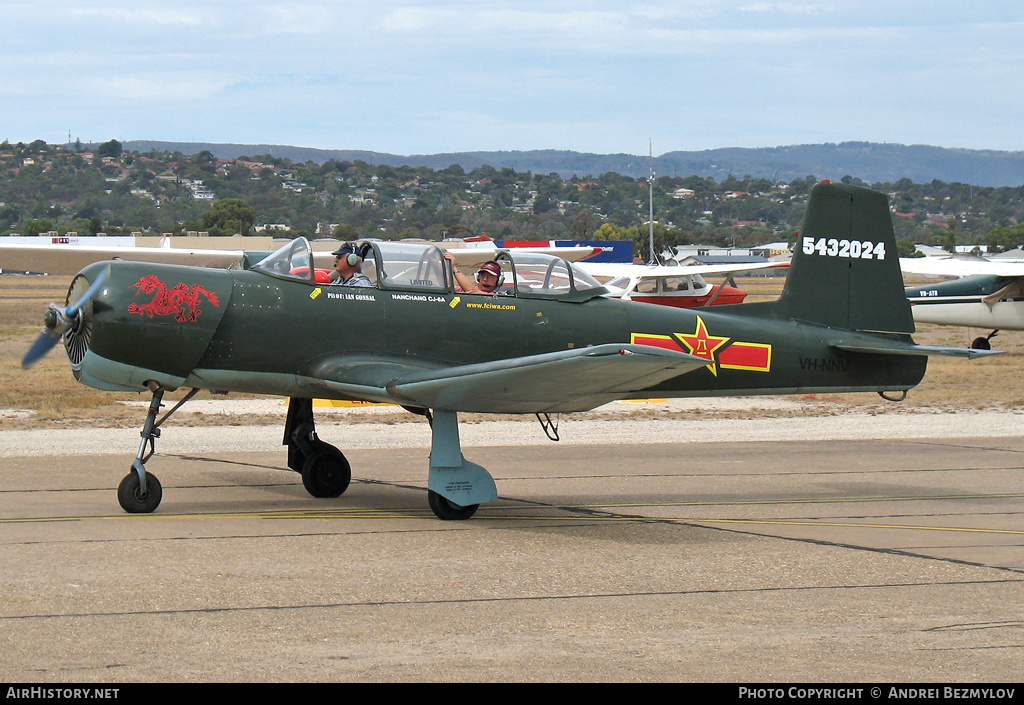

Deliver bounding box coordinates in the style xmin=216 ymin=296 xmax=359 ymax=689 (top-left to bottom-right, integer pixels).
xmin=676 ymin=316 xmax=730 ymax=376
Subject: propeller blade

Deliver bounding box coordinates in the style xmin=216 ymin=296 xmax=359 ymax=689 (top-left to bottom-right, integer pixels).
xmin=22 ymin=329 xmax=62 ymax=369
xmin=65 ymin=266 xmax=109 ymax=317
xmin=22 ymin=266 xmax=110 ymax=369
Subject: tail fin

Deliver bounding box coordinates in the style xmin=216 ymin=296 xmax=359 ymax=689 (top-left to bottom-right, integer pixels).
xmin=775 ymin=182 xmax=913 ymax=334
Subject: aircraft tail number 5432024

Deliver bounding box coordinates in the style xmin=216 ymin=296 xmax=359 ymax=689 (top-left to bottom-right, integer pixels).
xmin=14 ymin=183 xmax=997 ymax=520
xmin=802 ymin=237 xmax=886 ymax=260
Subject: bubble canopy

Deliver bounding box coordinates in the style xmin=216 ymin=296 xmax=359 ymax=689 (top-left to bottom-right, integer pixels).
xmin=251 ymin=237 xmax=607 ymax=302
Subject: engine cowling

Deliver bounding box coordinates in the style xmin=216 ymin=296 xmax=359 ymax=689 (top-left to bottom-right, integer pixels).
xmin=71 ymin=261 xmax=232 ymax=391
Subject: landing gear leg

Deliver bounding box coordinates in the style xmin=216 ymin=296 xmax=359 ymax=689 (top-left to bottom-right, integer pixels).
xmin=117 ymin=386 xmax=198 ymax=513
xmin=284 ymin=397 xmax=351 ymax=498
xmin=426 ymin=409 xmax=497 ymax=520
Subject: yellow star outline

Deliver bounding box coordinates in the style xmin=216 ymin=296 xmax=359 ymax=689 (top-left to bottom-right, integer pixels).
xmin=676 ymin=315 xmax=730 ymax=376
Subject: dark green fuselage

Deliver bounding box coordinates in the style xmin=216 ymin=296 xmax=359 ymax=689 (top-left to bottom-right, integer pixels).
xmin=78 ymin=258 xmax=925 ymax=404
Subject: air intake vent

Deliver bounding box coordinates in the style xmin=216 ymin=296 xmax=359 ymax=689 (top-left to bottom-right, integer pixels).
xmin=63 ymin=273 xmax=95 ymax=367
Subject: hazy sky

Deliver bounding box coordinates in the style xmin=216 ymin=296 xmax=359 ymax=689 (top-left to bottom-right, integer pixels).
xmin=6 ymin=1 xmax=1022 ymax=156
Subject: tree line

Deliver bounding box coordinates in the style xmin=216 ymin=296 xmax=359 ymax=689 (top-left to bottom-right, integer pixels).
xmin=4 ymin=139 xmax=1024 ymax=259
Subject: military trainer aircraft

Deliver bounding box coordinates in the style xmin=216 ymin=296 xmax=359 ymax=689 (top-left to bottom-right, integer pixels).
xmin=901 ymin=257 xmax=1024 ymax=349
xmin=19 ymin=183 xmax=996 ymax=519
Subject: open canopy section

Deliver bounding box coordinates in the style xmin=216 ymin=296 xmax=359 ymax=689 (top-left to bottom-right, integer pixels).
xmin=502 ymin=250 xmax=606 ymax=302
xmin=364 ymin=241 xmax=449 ymax=292
xmin=250 ymin=237 xmax=317 ymax=281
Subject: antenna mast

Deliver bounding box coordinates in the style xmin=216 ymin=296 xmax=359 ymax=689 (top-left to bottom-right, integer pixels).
xmin=648 ymin=140 xmax=657 ymax=264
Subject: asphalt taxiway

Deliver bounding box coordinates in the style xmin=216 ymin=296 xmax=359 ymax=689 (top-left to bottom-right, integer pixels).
xmin=1 ymin=422 xmax=1022 ymax=682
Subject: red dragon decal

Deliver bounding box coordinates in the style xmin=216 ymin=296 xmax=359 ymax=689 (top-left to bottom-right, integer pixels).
xmin=128 ymin=275 xmax=220 ymax=322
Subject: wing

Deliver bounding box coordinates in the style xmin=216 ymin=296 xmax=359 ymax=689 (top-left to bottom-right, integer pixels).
xmin=900 ymin=257 xmax=1024 ymax=278
xmin=580 ymin=260 xmax=788 ymax=283
xmin=305 ymin=344 xmax=708 ymax=414
xmin=0 ymin=243 xmax=248 ymax=275
xmin=388 ymin=343 xmax=708 ymax=413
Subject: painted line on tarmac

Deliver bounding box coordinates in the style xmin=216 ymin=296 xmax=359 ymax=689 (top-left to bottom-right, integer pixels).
xmin=4 ymin=508 xmax=1024 ymax=538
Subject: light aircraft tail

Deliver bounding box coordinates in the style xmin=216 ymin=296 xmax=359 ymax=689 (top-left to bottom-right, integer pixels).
xmin=772 ymin=181 xmax=913 ymax=334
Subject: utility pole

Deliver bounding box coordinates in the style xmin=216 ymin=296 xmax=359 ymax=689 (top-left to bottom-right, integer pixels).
xmin=648 ymin=139 xmax=657 ymax=264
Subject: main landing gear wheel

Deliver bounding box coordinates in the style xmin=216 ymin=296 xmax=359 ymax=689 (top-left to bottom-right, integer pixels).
xmin=301 ymin=446 xmax=352 ymax=498
xmin=971 ymin=330 xmax=999 ymax=350
xmin=427 ymin=490 xmax=478 ymax=520
xmin=117 ymin=471 xmax=163 ymax=513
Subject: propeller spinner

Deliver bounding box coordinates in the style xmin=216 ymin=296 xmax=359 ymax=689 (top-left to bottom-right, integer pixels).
xmin=22 ymin=266 xmax=109 ymax=369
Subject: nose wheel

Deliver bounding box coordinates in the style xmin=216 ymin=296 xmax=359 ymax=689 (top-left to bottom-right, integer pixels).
xmin=118 ymin=469 xmax=163 ymax=513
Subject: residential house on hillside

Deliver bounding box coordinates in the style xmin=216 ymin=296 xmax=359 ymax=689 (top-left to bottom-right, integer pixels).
xmin=666 ymin=243 xmax=789 ymax=264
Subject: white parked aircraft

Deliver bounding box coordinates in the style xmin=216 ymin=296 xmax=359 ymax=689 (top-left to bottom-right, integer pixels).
xmin=580 ymin=260 xmax=789 ymax=308
xmin=901 ymin=256 xmax=1024 ymax=349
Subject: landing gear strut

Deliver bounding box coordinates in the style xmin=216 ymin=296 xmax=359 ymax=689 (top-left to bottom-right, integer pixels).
xmin=284 ymin=397 xmax=352 ymax=498
xmin=115 ymin=392 xmax=494 ymax=519
xmin=117 ymin=385 xmax=199 ymax=513
xmin=286 ymin=400 xmax=494 ymax=519
xmin=425 ymin=409 xmax=497 ymax=520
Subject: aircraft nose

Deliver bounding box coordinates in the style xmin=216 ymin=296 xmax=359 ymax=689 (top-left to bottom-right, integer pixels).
xmin=22 ymin=265 xmax=109 ymax=369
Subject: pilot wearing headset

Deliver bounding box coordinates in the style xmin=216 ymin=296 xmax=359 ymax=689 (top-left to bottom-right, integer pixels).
xmin=330 ymin=243 xmax=373 ymax=287
xmin=443 ymin=251 xmax=504 ymax=295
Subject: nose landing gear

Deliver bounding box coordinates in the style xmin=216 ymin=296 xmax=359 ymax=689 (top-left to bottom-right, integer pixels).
xmin=116 ymin=385 xmax=199 ymax=514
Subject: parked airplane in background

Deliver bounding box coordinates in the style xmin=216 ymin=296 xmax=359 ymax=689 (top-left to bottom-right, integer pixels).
xmin=901 ymin=257 xmax=1024 ymax=349
xmin=16 ymin=183 xmax=995 ymax=520
xmin=581 ymin=260 xmax=788 ymax=308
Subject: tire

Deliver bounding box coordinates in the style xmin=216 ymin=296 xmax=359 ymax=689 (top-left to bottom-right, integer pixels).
xmin=427 ymin=490 xmax=478 ymax=520
xmin=970 ymin=337 xmax=991 ymax=350
xmin=117 ymin=471 xmax=163 ymax=513
xmin=301 ymin=447 xmax=352 ymax=498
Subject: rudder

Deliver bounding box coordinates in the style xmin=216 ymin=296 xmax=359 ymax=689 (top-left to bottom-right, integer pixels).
xmin=776 ymin=182 xmax=913 ymax=334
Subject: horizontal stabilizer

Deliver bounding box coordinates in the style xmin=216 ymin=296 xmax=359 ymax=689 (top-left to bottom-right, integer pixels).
xmin=386 ymin=343 xmax=707 ymax=413
xmin=833 ymin=340 xmax=1003 ymax=360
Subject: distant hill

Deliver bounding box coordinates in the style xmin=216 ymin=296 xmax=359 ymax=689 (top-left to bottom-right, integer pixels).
xmin=121 ymin=140 xmax=1024 ymax=187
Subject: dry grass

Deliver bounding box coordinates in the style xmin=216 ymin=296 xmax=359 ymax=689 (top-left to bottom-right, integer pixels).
xmin=1 ymin=273 xmax=1019 ymax=431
